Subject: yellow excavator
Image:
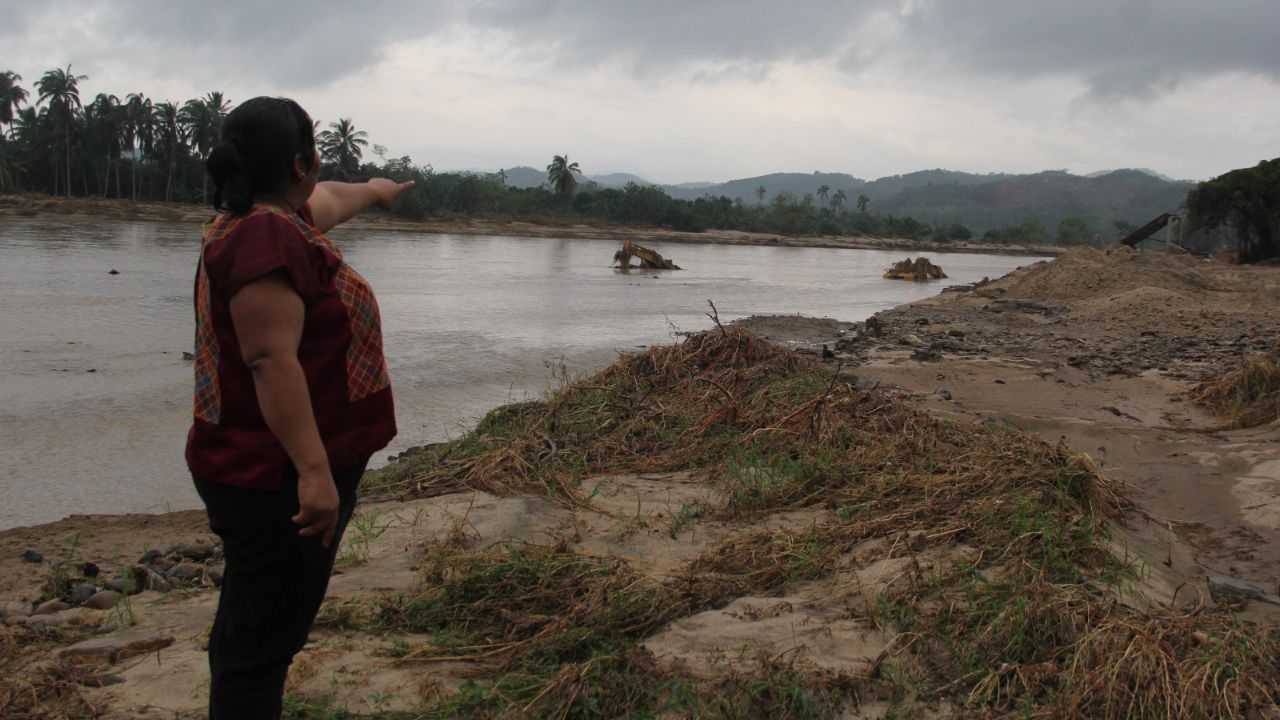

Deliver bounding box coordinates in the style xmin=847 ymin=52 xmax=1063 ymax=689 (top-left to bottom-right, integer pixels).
xmin=613 ymin=239 xmax=681 ymax=270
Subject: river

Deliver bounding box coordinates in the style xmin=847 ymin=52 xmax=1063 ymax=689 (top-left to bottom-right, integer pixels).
xmin=0 ymin=215 xmax=1037 ymax=529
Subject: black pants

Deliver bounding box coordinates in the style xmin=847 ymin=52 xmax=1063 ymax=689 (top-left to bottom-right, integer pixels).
xmin=194 ymin=460 xmax=367 ymax=720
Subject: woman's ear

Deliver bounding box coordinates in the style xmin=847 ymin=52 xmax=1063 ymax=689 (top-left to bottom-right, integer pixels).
xmin=292 ymin=153 xmax=307 ymax=181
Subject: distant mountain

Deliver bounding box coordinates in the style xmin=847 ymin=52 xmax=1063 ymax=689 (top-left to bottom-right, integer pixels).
xmin=501 ymin=166 xmax=547 ymax=189
xmin=874 ymin=169 xmax=1194 ymax=234
xmin=460 ymin=163 xmax=1194 ymax=235
xmin=662 ymin=171 xmax=867 ymax=202
xmin=587 ymin=172 xmax=654 ymax=188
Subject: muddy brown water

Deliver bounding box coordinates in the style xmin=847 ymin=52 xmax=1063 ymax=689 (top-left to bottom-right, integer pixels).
xmin=0 ymin=215 xmax=1035 ymax=529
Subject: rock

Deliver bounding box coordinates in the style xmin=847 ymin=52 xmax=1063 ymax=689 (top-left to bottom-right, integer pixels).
xmin=899 ymin=333 xmax=924 ymax=348
xmin=933 ymin=388 xmax=952 ymax=401
xmin=208 ymin=570 xmax=224 ymax=588
xmin=84 ymin=591 xmax=120 ymax=610
xmin=108 ymin=269 xmax=120 ymax=275
xmin=853 ymin=376 xmax=881 ymax=392
xmin=24 ymin=614 xmax=67 ymax=629
xmin=165 ymin=562 xmax=205 ymax=582
xmin=34 ymin=599 xmax=71 ymax=615
xmin=58 ymin=631 xmax=175 ymax=663
xmin=69 ymin=584 xmax=99 ymax=605
xmin=137 ymin=549 xmax=164 ymax=565
xmin=104 ymin=577 xmax=139 ymax=596
xmin=81 ymin=562 xmax=101 ymax=578
xmin=913 ymin=317 xmax=930 ymax=326
xmin=171 ymin=542 xmax=216 ymax=561
xmin=1206 ymin=574 xmax=1280 ymax=606
xmin=2 ymin=600 xmax=31 ymax=621
xmin=142 ymin=571 xmax=171 ymax=592
xmin=911 ymin=348 xmax=942 ymax=362
xmin=947 ymin=329 xmax=965 ymax=338
xmin=21 ymin=549 xmax=44 ymax=563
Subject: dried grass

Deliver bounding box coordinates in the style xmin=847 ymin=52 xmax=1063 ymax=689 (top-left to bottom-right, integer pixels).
xmin=1193 ymin=348 xmax=1280 ymax=428
xmin=348 ymin=326 xmax=1278 ymax=718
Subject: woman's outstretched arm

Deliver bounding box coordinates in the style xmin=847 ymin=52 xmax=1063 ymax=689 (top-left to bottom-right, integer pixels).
xmin=308 ymin=178 xmax=415 ymax=232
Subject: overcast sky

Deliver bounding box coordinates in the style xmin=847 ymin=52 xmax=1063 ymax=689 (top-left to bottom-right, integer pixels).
xmin=5 ymin=0 xmax=1278 ymax=184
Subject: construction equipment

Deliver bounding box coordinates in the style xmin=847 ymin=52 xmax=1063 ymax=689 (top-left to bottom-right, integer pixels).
xmin=1119 ymin=213 xmax=1185 ymax=250
xmin=613 ymin=239 xmax=681 ymax=270
xmin=883 ymin=257 xmax=947 ymax=281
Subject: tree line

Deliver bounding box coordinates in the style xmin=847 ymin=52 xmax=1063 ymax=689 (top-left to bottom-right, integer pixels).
xmin=0 ymin=67 xmax=386 ymax=204
xmin=3 ymin=67 xmax=1272 ymax=258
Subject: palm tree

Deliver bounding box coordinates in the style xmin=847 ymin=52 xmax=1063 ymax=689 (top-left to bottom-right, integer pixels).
xmin=856 ymin=194 xmax=870 ymax=213
xmin=831 ymin=189 xmax=847 ymax=213
xmin=755 ymin=185 xmax=766 ymax=205
xmin=152 ymin=101 xmax=184 ymax=201
xmin=816 ymin=184 xmax=830 ymax=206
xmin=86 ymin=93 xmax=124 ymax=197
xmin=0 ymin=71 xmax=29 ymax=138
xmin=181 ymin=93 xmax=228 ymax=202
xmin=36 ymin=65 xmax=88 ymax=196
xmin=545 ymin=154 xmax=581 ymax=200
xmin=317 ymin=118 xmax=368 ymax=180
xmin=125 ymin=93 xmax=154 ymax=200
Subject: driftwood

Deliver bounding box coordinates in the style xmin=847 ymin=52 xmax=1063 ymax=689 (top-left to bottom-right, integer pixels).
xmin=884 ymin=256 xmax=947 ymax=281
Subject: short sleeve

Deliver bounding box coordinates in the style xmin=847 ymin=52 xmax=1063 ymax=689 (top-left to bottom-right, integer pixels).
xmin=207 ymin=211 xmax=326 ymax=305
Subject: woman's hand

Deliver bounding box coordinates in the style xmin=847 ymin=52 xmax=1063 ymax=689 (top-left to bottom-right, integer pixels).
xmin=368 ymin=177 xmax=415 ymax=210
xmin=293 ymin=471 xmax=340 ymax=547
xmin=309 ymin=178 xmax=415 ymax=231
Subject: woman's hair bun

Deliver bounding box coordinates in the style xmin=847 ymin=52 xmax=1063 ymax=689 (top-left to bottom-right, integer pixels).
xmin=205 ymin=97 xmax=316 ymax=215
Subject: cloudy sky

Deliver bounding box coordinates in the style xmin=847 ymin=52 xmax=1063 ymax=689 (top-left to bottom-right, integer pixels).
xmin=5 ymin=0 xmax=1278 ymax=183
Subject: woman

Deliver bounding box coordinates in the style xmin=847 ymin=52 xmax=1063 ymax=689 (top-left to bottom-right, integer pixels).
xmin=187 ymin=96 xmax=412 ymax=719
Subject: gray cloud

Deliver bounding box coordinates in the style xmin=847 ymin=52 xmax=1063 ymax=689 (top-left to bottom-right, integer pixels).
xmin=7 ymin=0 xmax=1276 ymax=97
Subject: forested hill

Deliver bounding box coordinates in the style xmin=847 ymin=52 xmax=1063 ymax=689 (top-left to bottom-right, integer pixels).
xmin=495 ymin=165 xmax=1192 ymax=235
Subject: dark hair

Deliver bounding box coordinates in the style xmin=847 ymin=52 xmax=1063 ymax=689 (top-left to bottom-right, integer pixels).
xmin=206 ymin=97 xmax=316 ymax=215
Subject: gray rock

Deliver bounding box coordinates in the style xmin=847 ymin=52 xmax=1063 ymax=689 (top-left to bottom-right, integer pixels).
xmin=104 ymin=577 xmax=139 ymax=596
xmin=208 ymin=570 xmax=223 ymax=588
xmin=69 ymin=584 xmax=99 ymax=605
xmin=81 ymin=562 xmax=100 ymax=578
xmin=899 ymin=333 xmax=925 ymax=348
xmin=143 ymin=571 xmax=171 ymax=593
xmin=165 ymin=562 xmax=205 ymax=582
xmin=1207 ymin=574 xmax=1280 ymax=606
xmin=853 ymin=376 xmax=881 ymax=392
xmin=58 ymin=631 xmax=175 ymax=662
xmin=21 ymin=549 xmax=43 ymax=563
xmin=83 ymin=590 xmax=119 ymax=610
xmin=34 ymin=599 xmax=71 ymax=616
xmin=933 ymin=388 xmax=952 ymax=401
xmin=1 ymin=600 xmax=31 ymax=620
xmin=137 ymin=549 xmax=164 ymax=564
xmin=24 ymin=614 xmax=67 ymax=629
xmin=171 ymin=543 xmax=216 ymax=561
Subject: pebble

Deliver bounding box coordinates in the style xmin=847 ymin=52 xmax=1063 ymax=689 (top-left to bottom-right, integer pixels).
xmin=24 ymin=614 xmax=67 ymax=629
xmin=21 ymin=549 xmax=44 ymax=563
xmin=81 ymin=562 xmax=101 ymax=578
xmin=166 ymin=562 xmax=205 ymax=582
xmin=58 ymin=631 xmax=175 ymax=662
xmin=899 ymin=333 xmax=925 ymax=348
xmin=2 ymin=600 xmax=31 ymax=621
xmin=853 ymin=376 xmax=881 ymax=392
xmin=143 ymin=571 xmax=171 ymax=592
xmin=34 ymin=599 xmax=71 ymax=616
xmin=84 ymin=590 xmax=120 ymax=610
xmin=933 ymin=388 xmax=952 ymax=401
xmin=171 ymin=543 xmax=216 ymax=561
xmin=69 ymin=584 xmax=99 ymax=605
xmin=138 ymin=549 xmax=164 ymax=564
xmin=104 ymin=577 xmax=139 ymax=596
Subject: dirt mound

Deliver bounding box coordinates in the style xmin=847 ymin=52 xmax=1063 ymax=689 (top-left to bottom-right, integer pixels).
xmin=987 ymin=246 xmax=1223 ymax=302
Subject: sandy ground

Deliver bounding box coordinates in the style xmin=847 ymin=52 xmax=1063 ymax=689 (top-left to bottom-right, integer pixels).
xmin=2 ymin=239 xmax=1277 ymax=716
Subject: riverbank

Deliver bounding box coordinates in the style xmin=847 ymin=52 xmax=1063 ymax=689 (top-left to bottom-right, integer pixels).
xmin=0 ymin=192 xmax=1060 ymax=257
xmin=2 ymin=247 xmax=1277 ymax=718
